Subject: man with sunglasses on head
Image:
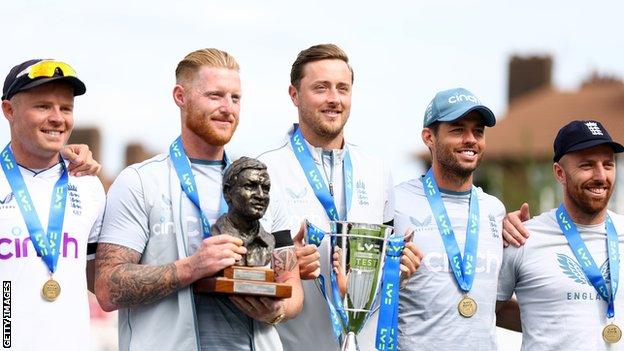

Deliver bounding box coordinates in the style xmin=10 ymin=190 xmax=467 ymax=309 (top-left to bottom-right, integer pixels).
xmin=257 ymin=44 xmax=423 ymax=351
xmin=0 ymin=59 xmax=106 ymax=350
xmin=94 ymin=48 xmax=303 ymax=351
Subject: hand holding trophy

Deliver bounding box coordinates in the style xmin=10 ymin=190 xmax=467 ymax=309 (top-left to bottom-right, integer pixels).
xmin=194 ymin=157 xmax=292 ymax=298
xmin=307 ymin=221 xmax=404 ymax=351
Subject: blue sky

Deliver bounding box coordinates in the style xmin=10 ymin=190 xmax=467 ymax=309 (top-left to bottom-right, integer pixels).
xmin=2 ymin=0 xmax=623 ymax=185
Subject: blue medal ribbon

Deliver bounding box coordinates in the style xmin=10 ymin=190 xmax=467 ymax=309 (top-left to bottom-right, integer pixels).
xmin=290 ymin=125 xmax=352 ymax=222
xmin=556 ymin=204 xmax=619 ymax=318
xmin=291 ymin=125 xmax=353 ymax=340
xmin=306 ymin=220 xmax=326 ymax=247
xmin=1 ymin=144 xmax=68 ymax=274
xmin=169 ymin=136 xmax=229 ymax=238
xmin=376 ymin=234 xmax=405 ymax=350
xmin=421 ymin=168 xmax=480 ymax=294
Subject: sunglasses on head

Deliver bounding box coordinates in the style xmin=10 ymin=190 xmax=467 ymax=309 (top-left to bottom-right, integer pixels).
xmin=4 ymin=60 xmax=78 ymax=100
xmin=16 ymin=60 xmax=77 ymax=80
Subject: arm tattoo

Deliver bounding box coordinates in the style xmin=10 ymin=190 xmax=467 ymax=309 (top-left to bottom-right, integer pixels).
xmin=272 ymin=247 xmax=298 ymax=277
xmin=96 ymin=243 xmax=181 ymax=308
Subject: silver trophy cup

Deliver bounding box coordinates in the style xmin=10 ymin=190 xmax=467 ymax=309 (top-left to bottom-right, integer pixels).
xmin=328 ymin=221 xmax=393 ymax=351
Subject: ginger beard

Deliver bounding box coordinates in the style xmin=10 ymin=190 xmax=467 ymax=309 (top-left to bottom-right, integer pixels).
xmin=563 ymin=169 xmax=613 ymax=216
xmin=184 ymin=96 xmax=239 ymax=147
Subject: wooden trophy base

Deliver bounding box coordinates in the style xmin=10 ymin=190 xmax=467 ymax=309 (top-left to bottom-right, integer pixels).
xmin=193 ymin=266 xmax=292 ymax=298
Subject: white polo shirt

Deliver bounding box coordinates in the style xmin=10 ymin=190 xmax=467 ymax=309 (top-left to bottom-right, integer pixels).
xmin=0 ymin=162 xmax=105 ymax=351
xmin=258 ymin=125 xmax=394 ymax=351
xmin=394 ymin=178 xmax=505 ymax=351
xmin=498 ymin=209 xmax=624 ymax=351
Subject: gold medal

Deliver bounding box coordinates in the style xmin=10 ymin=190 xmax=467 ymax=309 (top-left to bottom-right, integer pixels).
xmin=603 ymin=323 xmax=622 ymax=343
xmin=458 ymin=295 xmax=477 ymax=318
xmin=41 ymin=278 xmax=61 ymax=302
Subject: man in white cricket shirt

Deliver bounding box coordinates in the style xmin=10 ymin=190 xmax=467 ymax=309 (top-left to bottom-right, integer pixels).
xmin=258 ymin=43 xmax=422 ymax=351
xmin=394 ymin=87 xmax=520 ymax=350
xmin=95 ymin=48 xmax=303 ymax=351
xmin=0 ymin=59 xmax=105 ymax=351
xmin=497 ymin=120 xmax=624 ymax=350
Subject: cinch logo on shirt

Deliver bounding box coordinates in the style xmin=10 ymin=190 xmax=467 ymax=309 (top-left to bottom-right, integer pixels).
xmin=0 ymin=233 xmax=80 ymax=260
xmin=423 ymin=251 xmax=499 ymax=274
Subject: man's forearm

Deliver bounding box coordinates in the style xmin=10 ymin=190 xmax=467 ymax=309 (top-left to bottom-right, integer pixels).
xmin=273 ymin=246 xmax=303 ymax=319
xmin=108 ymin=261 xmax=181 ymax=308
xmin=95 ymin=243 xmax=185 ymax=311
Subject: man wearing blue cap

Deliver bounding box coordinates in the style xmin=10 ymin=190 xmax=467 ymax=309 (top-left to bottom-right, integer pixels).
xmin=0 ymin=59 xmax=105 ymax=350
xmin=394 ymin=88 xmax=515 ymax=350
xmin=498 ymin=120 xmax=624 ymax=350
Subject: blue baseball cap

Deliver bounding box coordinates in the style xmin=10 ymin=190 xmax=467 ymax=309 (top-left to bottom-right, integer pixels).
xmin=423 ymin=87 xmax=496 ymax=128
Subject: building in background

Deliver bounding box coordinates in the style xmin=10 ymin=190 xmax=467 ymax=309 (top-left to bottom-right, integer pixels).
xmin=482 ymin=55 xmax=624 ymax=213
xmin=418 ymin=55 xmax=624 ymax=214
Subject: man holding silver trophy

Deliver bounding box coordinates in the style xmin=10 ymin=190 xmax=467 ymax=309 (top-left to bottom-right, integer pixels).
xmin=258 ymin=44 xmax=422 ymax=351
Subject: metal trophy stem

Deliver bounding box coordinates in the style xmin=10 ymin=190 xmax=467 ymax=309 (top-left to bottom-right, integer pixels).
xmin=341 ymin=331 xmax=359 ymax=351
xmin=329 ymin=221 xmax=393 ymax=351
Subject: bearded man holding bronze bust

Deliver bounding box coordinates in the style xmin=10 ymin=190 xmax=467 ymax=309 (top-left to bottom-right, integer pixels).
xmin=95 ymin=48 xmax=302 ymax=351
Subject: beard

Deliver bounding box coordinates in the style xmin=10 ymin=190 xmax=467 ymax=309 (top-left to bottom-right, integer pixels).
xmin=564 ymin=173 xmax=612 ymax=216
xmin=298 ymin=103 xmax=349 ymax=141
xmin=185 ymin=103 xmax=238 ymax=147
xmin=433 ymin=138 xmax=482 ymax=183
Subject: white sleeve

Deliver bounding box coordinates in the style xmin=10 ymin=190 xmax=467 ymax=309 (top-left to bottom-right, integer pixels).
xmin=97 ymin=167 xmax=150 ymax=254
xmin=383 ymin=164 xmax=395 ymax=224
xmin=497 ymin=245 xmax=524 ymax=301
xmin=85 ymin=178 xmax=106 ymax=260
xmin=87 ymin=177 xmax=106 ymax=244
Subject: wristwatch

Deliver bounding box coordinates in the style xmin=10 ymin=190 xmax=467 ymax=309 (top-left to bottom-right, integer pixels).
xmin=268 ymin=313 xmax=286 ymax=325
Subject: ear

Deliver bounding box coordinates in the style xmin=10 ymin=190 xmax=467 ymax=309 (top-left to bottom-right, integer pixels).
xmin=222 ymin=184 xmax=232 ymax=205
xmin=422 ymin=127 xmax=435 ymax=149
xmin=2 ymin=100 xmax=15 ymax=124
xmin=288 ymin=85 xmax=299 ymax=107
xmin=553 ymin=162 xmax=566 ymax=185
xmin=172 ymin=84 xmax=185 ymax=108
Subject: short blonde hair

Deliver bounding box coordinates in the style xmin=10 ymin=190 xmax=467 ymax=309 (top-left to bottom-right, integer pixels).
xmin=290 ymin=44 xmax=353 ymax=88
xmin=175 ymin=48 xmax=240 ymax=84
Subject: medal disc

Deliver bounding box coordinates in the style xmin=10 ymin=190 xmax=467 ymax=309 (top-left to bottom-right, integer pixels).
xmin=42 ymin=279 xmax=61 ymax=302
xmin=603 ymin=324 xmax=622 ymax=343
xmin=458 ymin=296 xmax=477 ymax=318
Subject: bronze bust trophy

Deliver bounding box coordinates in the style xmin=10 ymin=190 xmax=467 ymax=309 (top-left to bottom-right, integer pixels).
xmin=211 ymin=157 xmax=275 ymax=266
xmin=194 ymin=157 xmax=291 ymax=298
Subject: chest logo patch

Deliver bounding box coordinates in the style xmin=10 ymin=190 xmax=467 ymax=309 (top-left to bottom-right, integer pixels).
xmin=356 ymin=180 xmax=369 ymax=206
xmin=410 ymin=215 xmax=434 ymax=232
xmin=557 ymin=253 xmax=610 ymax=286
xmin=0 ymin=192 xmax=14 ymax=205
xmin=488 ymin=214 xmax=499 ymax=238
xmin=286 ymin=187 xmax=307 ymax=200
xmin=68 ymin=183 xmax=82 ymax=216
